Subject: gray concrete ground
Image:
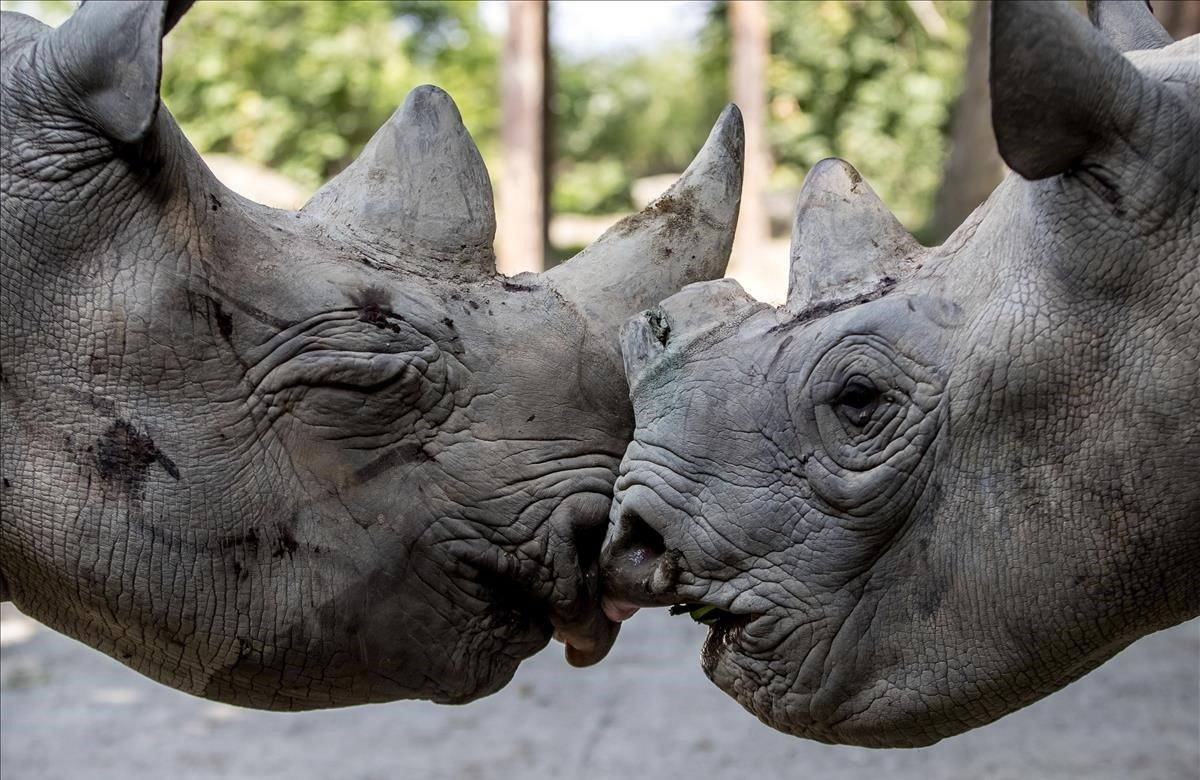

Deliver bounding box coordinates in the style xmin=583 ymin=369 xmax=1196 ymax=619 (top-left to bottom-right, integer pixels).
xmin=1 ymin=603 xmax=1196 ymax=780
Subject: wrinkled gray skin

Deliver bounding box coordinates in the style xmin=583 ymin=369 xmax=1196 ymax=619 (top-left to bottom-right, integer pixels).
xmin=0 ymin=1 xmax=743 ymax=708
xmin=602 ymin=0 xmax=1199 ymax=747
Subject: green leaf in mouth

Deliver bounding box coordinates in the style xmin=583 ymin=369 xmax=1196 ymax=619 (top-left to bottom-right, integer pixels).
xmin=669 ymin=603 xmax=727 ymax=626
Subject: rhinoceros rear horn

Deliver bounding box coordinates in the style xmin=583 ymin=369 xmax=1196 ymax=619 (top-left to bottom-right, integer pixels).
xmin=1086 ymin=0 xmax=1173 ymax=52
xmin=49 ymin=0 xmax=194 ymax=144
xmin=785 ymin=158 xmax=922 ymax=314
xmin=989 ymin=0 xmax=1160 ymax=181
xmin=545 ymin=105 xmax=744 ymax=342
xmin=303 ymin=86 xmax=496 ymax=270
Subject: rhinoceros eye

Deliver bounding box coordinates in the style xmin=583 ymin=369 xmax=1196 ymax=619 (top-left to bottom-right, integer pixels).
xmin=834 ymin=377 xmax=882 ymax=426
xmin=245 ymin=310 xmax=457 ymax=446
xmin=800 ymin=336 xmax=946 ymax=521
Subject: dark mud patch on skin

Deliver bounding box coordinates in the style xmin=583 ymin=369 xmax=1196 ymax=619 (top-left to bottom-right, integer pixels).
xmin=768 ymin=276 xmax=900 ymax=334
xmin=220 ymin=528 xmax=260 ymax=553
xmin=272 ymin=521 xmax=300 ymax=559
xmin=95 ymin=419 xmax=180 ymax=494
xmin=352 ymin=286 xmax=392 ymax=311
xmin=352 ymin=286 xmax=409 ymax=333
xmin=213 ymin=300 xmax=234 ymax=342
xmin=437 ymin=317 xmax=465 ymax=355
xmin=917 ymin=573 xmax=948 ymax=618
xmin=360 ymin=303 xmax=403 ymax=332
xmin=646 ymin=310 xmax=672 ymax=346
xmin=502 ymin=280 xmax=536 ymax=293
xmin=221 ymin=529 xmax=259 ymax=582
xmin=612 ymin=187 xmax=717 ymax=240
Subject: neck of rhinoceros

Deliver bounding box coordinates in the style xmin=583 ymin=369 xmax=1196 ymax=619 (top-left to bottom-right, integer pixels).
xmin=1 ymin=105 xmax=237 ymax=371
xmin=907 ymin=164 xmax=1200 ymax=725
xmin=0 ymin=108 xmax=244 ymax=536
xmin=5 ymin=105 xmax=227 ymax=278
xmin=0 ymin=107 xmax=258 ymax=615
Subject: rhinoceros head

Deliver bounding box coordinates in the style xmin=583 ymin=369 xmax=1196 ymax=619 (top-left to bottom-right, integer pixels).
xmin=0 ymin=1 xmax=742 ymax=707
xmin=601 ymin=0 xmax=1198 ymax=746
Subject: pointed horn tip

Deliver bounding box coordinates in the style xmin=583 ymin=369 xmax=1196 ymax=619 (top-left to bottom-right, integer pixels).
xmin=707 ymin=103 xmax=745 ymax=163
xmin=660 ymin=103 xmax=745 ymax=207
xmin=716 ymin=102 xmax=744 ymax=140
xmin=800 ymin=157 xmax=868 ymax=200
xmin=399 ymin=84 xmax=466 ymax=128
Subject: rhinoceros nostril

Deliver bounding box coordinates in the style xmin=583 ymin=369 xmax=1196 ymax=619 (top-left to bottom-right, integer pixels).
xmin=616 ymin=509 xmax=666 ymax=566
xmin=573 ymin=520 xmax=607 ymax=575
xmin=601 ymin=507 xmax=683 ymax=608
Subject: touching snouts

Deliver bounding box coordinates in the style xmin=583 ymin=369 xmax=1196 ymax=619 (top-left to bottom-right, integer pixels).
xmin=599 ymin=485 xmax=689 ymax=622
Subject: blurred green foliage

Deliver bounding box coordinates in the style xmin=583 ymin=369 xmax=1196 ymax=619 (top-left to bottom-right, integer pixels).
xmin=552 ymin=0 xmax=971 ymax=230
xmin=160 ymin=0 xmax=498 ymax=191
xmin=2 ymin=0 xmax=71 ymax=25
xmin=760 ymin=0 xmax=972 ymax=231
xmin=4 ymin=0 xmax=971 ymax=231
xmin=551 ymin=34 xmax=727 ymax=214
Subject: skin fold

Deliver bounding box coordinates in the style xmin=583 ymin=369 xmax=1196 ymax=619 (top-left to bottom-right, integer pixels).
xmin=601 ymin=0 xmax=1199 ymax=747
xmin=0 ymin=1 xmax=744 ymax=707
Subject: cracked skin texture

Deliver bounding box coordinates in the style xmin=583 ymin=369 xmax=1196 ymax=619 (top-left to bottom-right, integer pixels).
xmin=0 ymin=2 xmax=743 ymax=708
xmin=601 ymin=1 xmax=1200 ymax=748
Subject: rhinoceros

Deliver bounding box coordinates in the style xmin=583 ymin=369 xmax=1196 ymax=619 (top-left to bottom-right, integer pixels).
xmin=600 ymin=0 xmax=1199 ymax=747
xmin=0 ymin=0 xmax=743 ymax=708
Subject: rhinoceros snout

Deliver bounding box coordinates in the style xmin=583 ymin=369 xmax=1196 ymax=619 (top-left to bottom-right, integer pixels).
xmin=620 ymin=279 xmax=763 ymax=392
xmin=599 ymin=488 xmax=685 ymax=610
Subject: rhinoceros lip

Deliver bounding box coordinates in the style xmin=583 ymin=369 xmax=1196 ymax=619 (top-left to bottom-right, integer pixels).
xmin=551 ymin=613 xmax=619 ymax=668
xmin=461 ymin=550 xmax=617 ymax=667
xmin=697 ymin=607 xmax=757 ymax=673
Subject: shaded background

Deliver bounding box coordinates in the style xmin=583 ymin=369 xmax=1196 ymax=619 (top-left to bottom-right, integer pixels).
xmin=2 ymin=605 xmax=1198 ymax=779
xmin=2 ymin=1 xmax=1199 ymax=777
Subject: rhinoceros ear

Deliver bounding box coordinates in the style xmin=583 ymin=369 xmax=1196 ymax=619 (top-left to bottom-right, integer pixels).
xmin=303 ymin=85 xmax=496 ymax=270
xmin=546 ymin=105 xmax=743 ymax=344
xmin=990 ymin=0 xmax=1157 ymax=180
xmin=785 ymin=158 xmax=922 ymax=314
xmin=1086 ymin=0 xmax=1172 ymax=52
xmin=48 ymin=0 xmax=193 ymax=144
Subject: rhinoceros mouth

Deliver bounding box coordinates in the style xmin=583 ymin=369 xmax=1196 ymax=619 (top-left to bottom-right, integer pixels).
xmin=697 ymin=608 xmax=758 ymax=675
xmin=447 ymin=537 xmax=618 ymax=668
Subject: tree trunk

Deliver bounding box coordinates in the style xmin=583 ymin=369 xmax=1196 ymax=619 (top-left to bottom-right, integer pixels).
xmin=1154 ymin=0 xmax=1200 ymax=39
xmin=727 ymin=0 xmax=771 ymax=283
xmin=497 ymin=0 xmax=549 ymax=274
xmin=929 ymin=0 xmax=1007 ymax=243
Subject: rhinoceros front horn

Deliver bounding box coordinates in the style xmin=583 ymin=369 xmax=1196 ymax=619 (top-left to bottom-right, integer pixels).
xmin=304 ymin=90 xmax=743 ymax=327
xmin=546 ymin=105 xmax=745 ymax=343
xmin=786 ymin=158 xmax=922 ymax=314
xmin=304 ymin=85 xmax=496 ymax=269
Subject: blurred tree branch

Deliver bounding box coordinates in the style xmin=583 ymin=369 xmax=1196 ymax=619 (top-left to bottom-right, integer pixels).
xmin=728 ymin=0 xmax=772 ymax=280
xmin=929 ymin=0 xmax=1005 ymax=243
xmin=497 ymin=0 xmax=549 ymax=273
